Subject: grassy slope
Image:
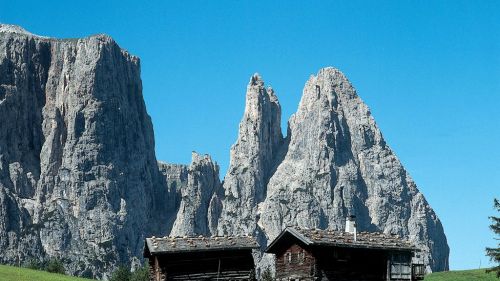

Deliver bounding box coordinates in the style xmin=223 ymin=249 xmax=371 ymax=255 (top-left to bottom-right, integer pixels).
xmin=0 ymin=265 xmax=93 ymax=281
xmin=1 ymin=264 xmax=498 ymax=281
xmin=425 ymin=269 xmax=498 ymax=281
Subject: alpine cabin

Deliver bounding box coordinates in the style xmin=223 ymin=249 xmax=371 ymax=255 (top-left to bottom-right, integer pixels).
xmin=144 ymin=235 xmax=259 ymax=281
xmin=266 ymin=217 xmax=425 ymax=281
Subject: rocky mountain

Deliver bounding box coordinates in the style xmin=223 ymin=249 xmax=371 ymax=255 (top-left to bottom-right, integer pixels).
xmin=0 ymin=24 xmax=449 ymax=278
xmin=0 ymin=24 xmax=175 ymax=278
xmin=170 ymin=152 xmax=221 ymax=236
xmin=205 ymin=68 xmax=448 ymax=272
xmin=216 ymin=74 xmax=284 ymax=242
xmin=257 ymin=68 xmax=449 ymax=271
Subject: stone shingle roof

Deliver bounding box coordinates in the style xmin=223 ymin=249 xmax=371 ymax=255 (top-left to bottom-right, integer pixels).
xmin=266 ymin=227 xmax=417 ymax=253
xmin=144 ymin=235 xmax=259 ymax=255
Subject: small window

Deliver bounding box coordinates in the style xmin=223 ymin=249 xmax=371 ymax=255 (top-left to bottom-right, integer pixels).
xmin=390 ymin=253 xmax=411 ymax=279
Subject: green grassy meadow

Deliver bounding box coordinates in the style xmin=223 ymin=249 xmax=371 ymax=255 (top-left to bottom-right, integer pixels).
xmin=0 ymin=263 xmax=498 ymax=281
xmin=0 ymin=264 xmax=93 ymax=281
xmin=424 ymin=268 xmax=498 ymax=281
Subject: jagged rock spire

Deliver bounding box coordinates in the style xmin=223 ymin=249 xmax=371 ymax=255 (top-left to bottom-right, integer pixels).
xmin=170 ymin=152 xmax=220 ymax=236
xmin=216 ymin=73 xmax=284 ymax=236
xmin=259 ymin=67 xmax=449 ymax=271
xmin=0 ymin=24 xmax=449 ymax=275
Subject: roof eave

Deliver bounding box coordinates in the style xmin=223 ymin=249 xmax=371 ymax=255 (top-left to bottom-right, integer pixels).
xmin=265 ymin=227 xmax=313 ymax=253
xmin=148 ymin=245 xmax=259 ymax=255
xmin=312 ymin=242 xmax=416 ymax=252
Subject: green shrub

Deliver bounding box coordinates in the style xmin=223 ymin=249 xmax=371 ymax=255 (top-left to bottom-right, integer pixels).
xmin=110 ymin=266 xmax=131 ymax=281
xmin=130 ymin=265 xmax=149 ymax=281
xmin=46 ymin=258 xmax=65 ymax=274
xmin=25 ymin=259 xmax=45 ymax=270
xmin=261 ymin=268 xmax=274 ymax=281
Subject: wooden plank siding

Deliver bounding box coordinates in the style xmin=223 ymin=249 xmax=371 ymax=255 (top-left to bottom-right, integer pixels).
xmin=161 ymin=250 xmax=255 ymax=280
xmin=144 ymin=235 xmax=258 ymax=281
xmin=267 ymin=227 xmax=421 ymax=281
xmin=275 ymin=244 xmax=316 ymax=280
xmin=314 ymin=247 xmax=389 ymax=281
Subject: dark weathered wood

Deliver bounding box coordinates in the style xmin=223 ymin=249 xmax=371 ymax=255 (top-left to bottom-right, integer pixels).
xmin=275 ymin=243 xmax=316 ymax=280
xmin=412 ymin=264 xmax=425 ymax=280
xmin=168 ymin=270 xmax=254 ymax=280
xmin=314 ymin=247 xmax=389 ymax=281
xmin=268 ymin=228 xmax=419 ymax=281
xmin=144 ymin=235 xmax=257 ymax=280
xmin=146 ymin=244 xmax=255 ymax=280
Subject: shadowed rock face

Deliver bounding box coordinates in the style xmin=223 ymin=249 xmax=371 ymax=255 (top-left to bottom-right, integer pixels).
xmin=0 ymin=24 xmax=173 ymax=278
xmin=0 ymin=24 xmax=448 ymax=277
xmin=170 ymin=152 xmax=221 ymax=237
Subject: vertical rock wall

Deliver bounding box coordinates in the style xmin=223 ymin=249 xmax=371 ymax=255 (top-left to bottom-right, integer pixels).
xmin=216 ymin=74 xmax=284 ymax=239
xmin=0 ymin=24 xmax=449 ymax=276
xmin=170 ymin=152 xmax=220 ymax=236
xmin=0 ymin=25 xmax=173 ymax=278
xmin=212 ymin=69 xmax=449 ymax=272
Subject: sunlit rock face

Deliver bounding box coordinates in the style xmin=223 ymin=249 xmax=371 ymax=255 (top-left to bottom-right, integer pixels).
xmin=0 ymin=24 xmax=173 ymax=279
xmin=257 ymin=68 xmax=449 ymax=271
xmin=0 ymin=24 xmax=448 ymax=278
xmin=212 ymin=68 xmax=448 ymax=272
xmin=215 ymin=74 xmax=285 ymax=241
xmin=170 ymin=152 xmax=221 ymax=237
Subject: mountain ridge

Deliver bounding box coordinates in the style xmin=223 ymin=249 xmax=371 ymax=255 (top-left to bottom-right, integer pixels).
xmin=0 ymin=25 xmax=449 ymax=278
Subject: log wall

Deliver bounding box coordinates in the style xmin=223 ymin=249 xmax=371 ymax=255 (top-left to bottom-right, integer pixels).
xmin=275 ymin=243 xmax=316 ymax=281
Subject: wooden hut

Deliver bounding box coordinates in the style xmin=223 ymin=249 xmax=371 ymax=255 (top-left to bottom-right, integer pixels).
xmin=144 ymin=235 xmax=259 ymax=281
xmin=266 ymin=226 xmax=425 ymax=281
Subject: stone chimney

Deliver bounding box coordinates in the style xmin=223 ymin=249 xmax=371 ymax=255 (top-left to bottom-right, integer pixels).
xmin=345 ymin=215 xmax=357 ymax=241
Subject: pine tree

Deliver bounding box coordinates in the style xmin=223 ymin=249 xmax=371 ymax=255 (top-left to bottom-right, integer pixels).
xmin=486 ymin=198 xmax=500 ymax=278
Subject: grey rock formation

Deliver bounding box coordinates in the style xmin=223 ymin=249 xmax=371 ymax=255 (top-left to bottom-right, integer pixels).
xmin=0 ymin=24 xmax=173 ymax=278
xmin=158 ymin=161 xmax=188 ymax=233
xmin=214 ymin=68 xmax=448 ymax=272
xmin=170 ymin=152 xmax=221 ymax=236
xmin=0 ymin=24 xmax=448 ymax=277
xmin=216 ymin=74 xmax=284 ymax=239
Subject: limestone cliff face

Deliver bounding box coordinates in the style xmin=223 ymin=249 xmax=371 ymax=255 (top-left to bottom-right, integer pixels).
xmin=0 ymin=24 xmax=449 ymax=276
xmin=170 ymin=152 xmax=220 ymax=236
xmin=216 ymin=68 xmax=449 ymax=271
xmin=158 ymin=161 xmax=188 ymax=233
xmin=0 ymin=24 xmax=172 ymax=278
xmin=216 ymin=74 xmax=284 ymax=239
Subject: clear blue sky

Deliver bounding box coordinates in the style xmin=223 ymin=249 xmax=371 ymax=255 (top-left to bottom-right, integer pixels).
xmin=2 ymin=0 xmax=499 ymax=271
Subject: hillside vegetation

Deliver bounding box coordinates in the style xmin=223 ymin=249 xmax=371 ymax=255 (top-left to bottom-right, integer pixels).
xmin=425 ymin=268 xmax=498 ymax=281
xmin=0 ymin=264 xmax=93 ymax=281
xmin=1 ymin=263 xmax=498 ymax=281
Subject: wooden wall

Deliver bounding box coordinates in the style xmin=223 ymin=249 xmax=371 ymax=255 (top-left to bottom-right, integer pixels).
xmin=275 ymin=243 xmax=316 ymax=281
xmin=273 ymin=244 xmax=415 ymax=281
xmin=148 ymin=249 xmax=255 ymax=281
xmin=314 ymin=247 xmax=388 ymax=281
xmin=149 ymin=256 xmax=166 ymax=281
